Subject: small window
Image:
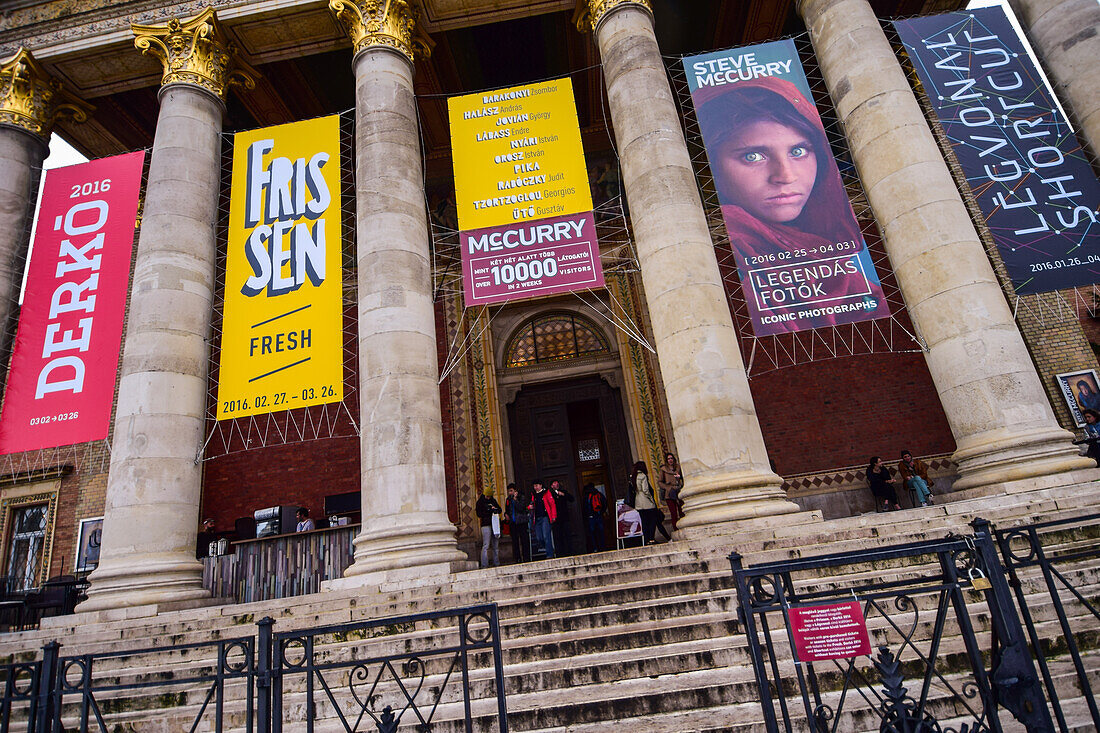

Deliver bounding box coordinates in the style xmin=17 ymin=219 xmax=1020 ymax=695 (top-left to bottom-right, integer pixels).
xmin=6 ymin=504 xmax=48 ymax=591
xmin=577 ymin=439 xmax=601 ymax=463
xmin=504 ymin=312 xmax=610 ymax=368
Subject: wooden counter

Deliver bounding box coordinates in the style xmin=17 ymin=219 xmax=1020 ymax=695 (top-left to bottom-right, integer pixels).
xmin=201 ymin=524 xmax=358 ymax=603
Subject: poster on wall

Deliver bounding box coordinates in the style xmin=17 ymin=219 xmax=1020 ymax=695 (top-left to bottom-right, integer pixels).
xmin=75 ymin=516 xmax=103 ymax=572
xmin=218 ymin=115 xmax=344 ymax=420
xmin=1055 ymin=369 xmax=1100 ymax=427
xmin=682 ymin=40 xmax=891 ymax=337
xmin=0 ymin=151 xmax=145 ymax=454
xmin=895 ymin=7 xmax=1100 ymax=295
xmin=448 ymin=77 xmax=604 ymax=306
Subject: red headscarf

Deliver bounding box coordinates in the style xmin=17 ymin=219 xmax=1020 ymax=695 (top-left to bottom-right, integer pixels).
xmin=692 ymin=76 xmax=889 ymax=333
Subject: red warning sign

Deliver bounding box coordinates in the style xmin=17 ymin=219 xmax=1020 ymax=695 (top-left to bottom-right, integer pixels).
xmin=788 ymin=601 xmax=872 ymax=662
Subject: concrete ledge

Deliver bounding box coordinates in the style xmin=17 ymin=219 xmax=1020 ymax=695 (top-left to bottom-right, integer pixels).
xmin=40 ymin=595 xmax=232 ymax=631
xmin=672 ymin=509 xmax=824 ymax=544
xmin=322 ymin=559 xmax=477 ymax=595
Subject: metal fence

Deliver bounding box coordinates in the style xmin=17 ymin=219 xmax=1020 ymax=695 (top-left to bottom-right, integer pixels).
xmin=992 ymin=513 xmax=1100 ymax=731
xmin=0 ymin=604 xmax=508 ymax=732
xmin=730 ymin=516 xmax=1093 ymax=732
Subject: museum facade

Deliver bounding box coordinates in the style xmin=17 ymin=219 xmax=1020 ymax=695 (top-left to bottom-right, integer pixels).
xmin=0 ymin=0 xmax=1097 ymax=612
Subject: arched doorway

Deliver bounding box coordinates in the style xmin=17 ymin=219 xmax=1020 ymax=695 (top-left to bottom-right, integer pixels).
xmin=497 ymin=310 xmax=633 ymax=555
xmin=508 ymin=376 xmax=631 ymax=554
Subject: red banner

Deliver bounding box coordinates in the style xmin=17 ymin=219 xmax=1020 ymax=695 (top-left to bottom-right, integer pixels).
xmin=788 ymin=601 xmax=872 ymax=663
xmin=0 ymin=151 xmax=145 ymax=454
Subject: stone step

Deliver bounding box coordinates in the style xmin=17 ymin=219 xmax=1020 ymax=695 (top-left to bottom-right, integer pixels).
xmin=10 ymin=521 xmax=1100 ymax=671
xmin=40 ymin=574 xmax=1100 ymax=729
xmin=3 ymin=488 xmax=1096 ymax=733
xmin=7 ymin=491 xmax=1094 ymax=656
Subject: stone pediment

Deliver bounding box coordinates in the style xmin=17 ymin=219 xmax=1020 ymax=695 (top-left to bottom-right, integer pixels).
xmin=0 ymin=0 xmax=572 ymax=98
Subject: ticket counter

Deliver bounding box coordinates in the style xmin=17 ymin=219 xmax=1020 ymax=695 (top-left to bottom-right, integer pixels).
xmin=202 ymin=524 xmax=357 ymax=603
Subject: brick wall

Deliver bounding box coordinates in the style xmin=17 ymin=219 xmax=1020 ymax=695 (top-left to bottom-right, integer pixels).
xmin=201 ymin=435 xmax=360 ymax=531
xmin=749 ymin=351 xmax=957 ymax=476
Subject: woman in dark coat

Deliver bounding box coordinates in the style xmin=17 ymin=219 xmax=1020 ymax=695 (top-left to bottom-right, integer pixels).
xmin=867 ymin=456 xmax=900 ymax=512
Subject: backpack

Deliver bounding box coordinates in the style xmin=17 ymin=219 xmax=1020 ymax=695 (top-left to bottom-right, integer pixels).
xmin=588 ymin=490 xmax=605 ymax=515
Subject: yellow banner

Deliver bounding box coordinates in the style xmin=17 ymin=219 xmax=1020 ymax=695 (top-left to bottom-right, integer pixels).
xmin=448 ymin=77 xmax=593 ymax=231
xmin=217 ymin=115 xmax=344 ymax=420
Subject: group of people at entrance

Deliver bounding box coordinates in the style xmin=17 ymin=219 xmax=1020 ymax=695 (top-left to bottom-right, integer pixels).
xmin=867 ymin=451 xmax=933 ymax=512
xmin=473 ymin=452 xmax=686 ymax=567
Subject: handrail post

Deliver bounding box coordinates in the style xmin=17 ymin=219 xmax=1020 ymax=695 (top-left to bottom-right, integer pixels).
xmin=489 ymin=604 xmax=509 ymax=732
xmin=36 ymin=641 xmax=59 ymax=732
xmin=970 ymin=517 xmax=1055 ymax=732
xmin=256 ymin=617 xmax=274 ymax=733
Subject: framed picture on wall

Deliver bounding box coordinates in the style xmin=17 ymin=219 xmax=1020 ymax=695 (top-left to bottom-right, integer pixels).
xmin=1055 ymin=370 xmax=1100 ymax=427
xmin=75 ymin=516 xmax=103 ymax=573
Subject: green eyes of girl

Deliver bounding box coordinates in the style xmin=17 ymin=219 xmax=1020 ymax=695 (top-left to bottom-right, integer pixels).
xmin=740 ymin=145 xmax=812 ymax=163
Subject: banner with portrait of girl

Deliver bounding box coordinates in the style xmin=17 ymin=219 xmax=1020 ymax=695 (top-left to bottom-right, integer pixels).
xmin=682 ymin=40 xmax=891 ymax=337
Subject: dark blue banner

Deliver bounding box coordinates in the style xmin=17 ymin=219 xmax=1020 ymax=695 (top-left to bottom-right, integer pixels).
xmin=895 ymin=7 xmax=1100 ymax=295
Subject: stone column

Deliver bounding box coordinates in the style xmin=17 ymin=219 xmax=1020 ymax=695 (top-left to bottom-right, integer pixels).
xmin=0 ymin=49 xmax=89 ymax=389
xmin=1008 ymin=0 xmax=1100 ymax=159
xmin=579 ymin=0 xmax=804 ymax=530
xmin=330 ymin=0 xmax=465 ymax=577
xmin=81 ymin=9 xmax=253 ymax=612
xmin=798 ymin=0 xmax=1092 ymax=492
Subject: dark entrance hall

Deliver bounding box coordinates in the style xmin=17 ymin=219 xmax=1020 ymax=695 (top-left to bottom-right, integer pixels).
xmin=507 ymin=376 xmax=631 ymax=555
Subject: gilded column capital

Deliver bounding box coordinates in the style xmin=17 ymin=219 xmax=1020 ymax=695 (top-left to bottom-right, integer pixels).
xmin=132 ymin=7 xmax=255 ymax=103
xmin=574 ymin=0 xmax=653 ymax=33
xmin=0 ymin=48 xmax=91 ymax=141
xmin=329 ymin=0 xmax=434 ymax=64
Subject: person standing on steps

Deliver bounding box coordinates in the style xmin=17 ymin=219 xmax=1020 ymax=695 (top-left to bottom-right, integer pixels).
xmin=657 ymin=452 xmax=684 ymax=529
xmin=475 ymin=487 xmax=502 ymax=568
xmin=897 ymin=450 xmax=933 ymax=507
xmin=582 ymin=482 xmax=607 ymax=553
xmin=504 ymin=482 xmax=531 ymax=563
xmin=528 ymin=480 xmax=557 ymax=559
xmin=867 ymin=456 xmax=900 ymax=512
xmin=628 ymin=461 xmax=664 ymax=545
xmin=549 ymin=479 xmax=574 ymax=557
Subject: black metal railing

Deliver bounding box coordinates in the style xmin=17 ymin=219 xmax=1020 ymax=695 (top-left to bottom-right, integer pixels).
xmin=57 ymin=634 xmax=256 ymax=732
xmin=0 ymin=603 xmax=507 ymax=732
xmin=732 ymin=518 xmax=1057 ymax=732
xmin=264 ymin=605 xmax=508 ymax=733
xmin=0 ymin=652 xmax=47 ymax=732
xmin=993 ymin=512 xmax=1100 ymax=731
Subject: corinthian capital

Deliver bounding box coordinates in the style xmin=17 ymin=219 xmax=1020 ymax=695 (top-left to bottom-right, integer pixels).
xmin=329 ymin=0 xmax=434 ymax=64
xmin=0 ymin=48 xmax=91 ymax=141
xmin=132 ymin=7 xmax=255 ymax=103
xmin=574 ymin=0 xmax=653 ymax=33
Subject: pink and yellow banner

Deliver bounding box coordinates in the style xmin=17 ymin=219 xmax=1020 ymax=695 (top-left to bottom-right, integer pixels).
xmin=448 ymin=77 xmax=604 ymax=306
xmin=0 ymin=151 xmax=145 ymax=454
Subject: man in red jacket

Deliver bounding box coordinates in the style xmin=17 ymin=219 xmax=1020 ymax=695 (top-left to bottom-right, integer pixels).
xmin=527 ymin=480 xmax=557 ymax=559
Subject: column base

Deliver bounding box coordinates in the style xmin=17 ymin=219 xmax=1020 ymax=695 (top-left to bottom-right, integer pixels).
xmin=675 ymin=467 xmax=803 ymax=530
xmin=324 ymin=558 xmax=476 ymax=594
xmin=950 ymin=425 xmax=1095 ymax=492
xmin=78 ymin=555 xmax=211 ymax=613
xmin=55 ymin=595 xmax=228 ymax=629
xmin=673 ymin=508 xmax=823 ymax=543
xmin=343 ymin=516 xmax=467 ymax=578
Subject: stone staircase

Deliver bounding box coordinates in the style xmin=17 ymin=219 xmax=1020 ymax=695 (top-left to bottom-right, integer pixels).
xmin=1 ymin=480 xmax=1098 ymax=731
